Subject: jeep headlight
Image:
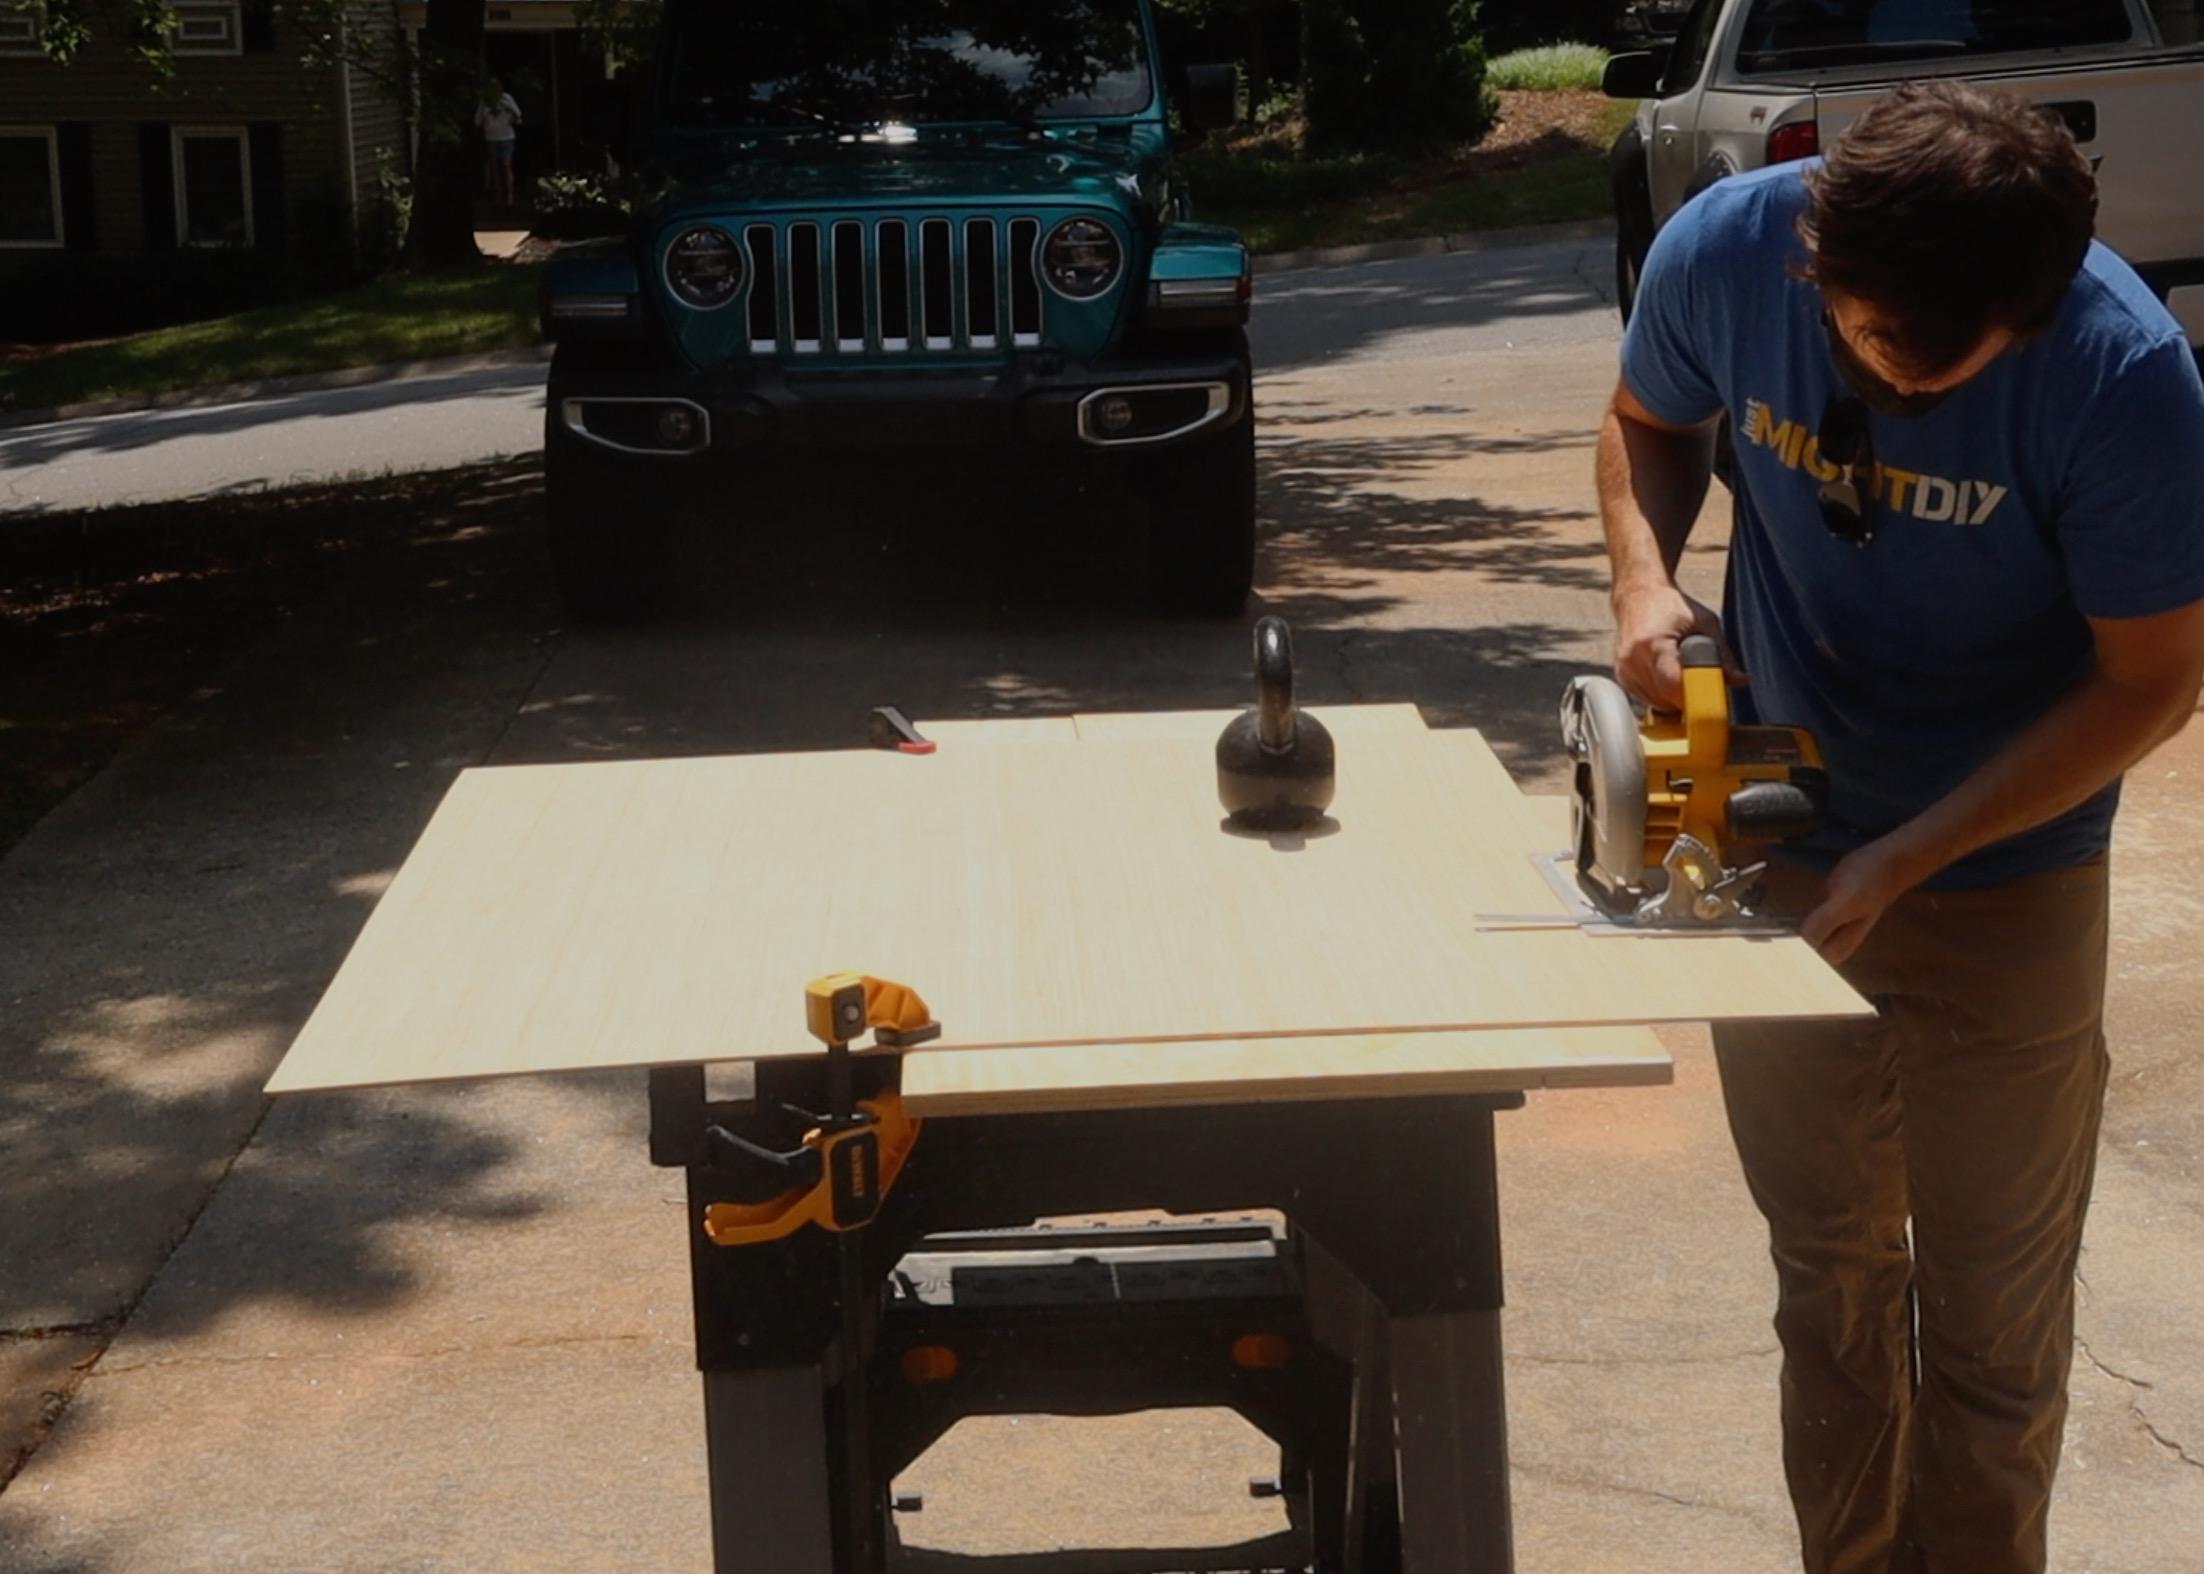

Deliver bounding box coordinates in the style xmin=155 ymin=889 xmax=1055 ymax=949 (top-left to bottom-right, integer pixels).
xmin=664 ymin=225 xmax=743 ymax=310
xmin=1042 ymin=217 xmax=1123 ymax=300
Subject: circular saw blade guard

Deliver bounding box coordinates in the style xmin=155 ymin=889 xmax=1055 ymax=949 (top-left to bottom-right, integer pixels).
xmin=1560 ymin=675 xmax=1647 ymax=906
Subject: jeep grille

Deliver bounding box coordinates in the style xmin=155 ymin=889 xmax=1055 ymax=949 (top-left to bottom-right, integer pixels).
xmin=738 ymin=215 xmax=1046 ymax=359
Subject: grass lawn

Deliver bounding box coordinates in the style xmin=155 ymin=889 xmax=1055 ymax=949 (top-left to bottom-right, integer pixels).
xmin=1201 ymin=95 xmax=1635 ymax=257
xmin=0 ymin=264 xmax=542 ymax=416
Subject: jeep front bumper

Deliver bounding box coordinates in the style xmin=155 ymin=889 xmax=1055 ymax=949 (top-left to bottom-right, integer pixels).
xmin=550 ymin=351 xmax=1249 ymax=459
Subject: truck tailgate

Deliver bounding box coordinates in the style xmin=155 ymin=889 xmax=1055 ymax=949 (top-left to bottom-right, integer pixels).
xmin=1812 ymin=51 xmax=2204 ymax=338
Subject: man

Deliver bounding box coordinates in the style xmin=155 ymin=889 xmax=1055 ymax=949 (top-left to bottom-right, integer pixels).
xmin=1598 ymin=83 xmax=2204 ymax=1572
xmin=475 ymin=78 xmax=523 ymax=207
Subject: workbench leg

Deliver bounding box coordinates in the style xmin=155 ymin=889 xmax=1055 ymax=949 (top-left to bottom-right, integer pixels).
xmin=703 ymin=1367 xmax=836 ymax=1574
xmin=1389 ymin=1310 xmax=1513 ymax=1574
xmin=1338 ymin=1291 xmax=1393 ymax=1574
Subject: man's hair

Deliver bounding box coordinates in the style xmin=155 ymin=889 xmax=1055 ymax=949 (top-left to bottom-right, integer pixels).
xmin=1799 ymin=81 xmax=2098 ymax=378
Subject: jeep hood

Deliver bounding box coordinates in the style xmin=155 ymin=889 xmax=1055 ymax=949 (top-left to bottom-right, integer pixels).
xmin=653 ymin=131 xmax=1163 ymax=220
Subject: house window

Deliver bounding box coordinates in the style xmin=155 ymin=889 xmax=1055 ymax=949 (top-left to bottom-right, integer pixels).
xmin=0 ymin=128 xmax=63 ymax=248
xmin=172 ymin=127 xmax=253 ymax=247
xmin=172 ymin=0 xmax=242 ymax=56
xmin=0 ymin=6 xmax=42 ymax=55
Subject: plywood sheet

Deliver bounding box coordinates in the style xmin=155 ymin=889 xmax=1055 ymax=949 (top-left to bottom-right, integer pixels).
xmin=268 ymin=727 xmax=1866 ymax=1095
xmin=900 ymin=1025 xmax=1671 ymax=1117
xmin=901 ymin=789 xmax=1665 ymax=1115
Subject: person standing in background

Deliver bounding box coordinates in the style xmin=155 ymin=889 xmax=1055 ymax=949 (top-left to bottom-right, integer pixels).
xmin=476 ymin=78 xmax=523 ymax=207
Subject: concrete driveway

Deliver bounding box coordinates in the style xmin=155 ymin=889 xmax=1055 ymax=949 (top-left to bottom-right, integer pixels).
xmin=1 ymin=235 xmax=2199 ymax=1572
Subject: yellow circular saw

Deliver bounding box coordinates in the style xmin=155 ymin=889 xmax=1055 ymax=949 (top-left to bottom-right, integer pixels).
xmin=1561 ymin=635 xmax=1830 ymax=927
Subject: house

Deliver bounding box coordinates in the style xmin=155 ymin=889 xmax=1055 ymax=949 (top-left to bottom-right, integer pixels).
xmin=0 ymin=0 xmax=408 ymax=277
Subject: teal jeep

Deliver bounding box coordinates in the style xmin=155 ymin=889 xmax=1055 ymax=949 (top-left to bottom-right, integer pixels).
xmin=539 ymin=0 xmax=1256 ymax=621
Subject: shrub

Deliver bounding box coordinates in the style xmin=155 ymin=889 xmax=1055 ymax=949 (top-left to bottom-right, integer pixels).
xmin=1253 ymin=82 xmax=1303 ymax=128
xmin=1487 ymin=42 xmax=1611 ymax=92
xmin=1304 ymin=0 xmax=1494 ymax=154
xmin=358 ymin=147 xmax=414 ymax=276
xmin=531 ymin=172 xmax=637 ymax=240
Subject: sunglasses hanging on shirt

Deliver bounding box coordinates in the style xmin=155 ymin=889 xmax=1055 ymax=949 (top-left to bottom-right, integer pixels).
xmin=1816 ymin=394 xmax=1877 ymax=546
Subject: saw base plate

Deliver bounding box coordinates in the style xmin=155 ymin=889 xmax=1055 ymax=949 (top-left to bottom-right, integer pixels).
xmin=1474 ymin=853 xmax=1797 ymax=938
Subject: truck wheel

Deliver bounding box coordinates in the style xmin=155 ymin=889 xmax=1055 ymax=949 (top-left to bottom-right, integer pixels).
xmin=1608 ymin=120 xmax=1655 ymax=327
xmin=1141 ymin=411 xmax=1257 ymax=617
xmin=543 ymin=413 xmax=673 ymax=624
xmin=1616 ymin=236 xmax=1646 ymax=325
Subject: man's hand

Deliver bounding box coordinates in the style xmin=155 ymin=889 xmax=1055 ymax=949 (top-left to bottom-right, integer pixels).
xmin=1800 ymin=837 xmax=1928 ymax=965
xmin=1614 ymin=583 xmax=1745 ymax=709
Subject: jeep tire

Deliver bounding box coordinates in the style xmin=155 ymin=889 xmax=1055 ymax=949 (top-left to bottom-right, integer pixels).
xmin=1140 ymin=408 xmax=1257 ymax=617
xmin=543 ymin=410 xmax=674 ymax=624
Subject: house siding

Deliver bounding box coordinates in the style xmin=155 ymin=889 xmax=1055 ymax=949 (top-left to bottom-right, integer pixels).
xmin=346 ymin=0 xmax=410 ymax=200
xmin=0 ymin=5 xmax=346 ymax=260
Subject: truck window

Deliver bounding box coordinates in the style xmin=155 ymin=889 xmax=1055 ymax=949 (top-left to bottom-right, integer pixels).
xmin=1735 ymin=0 xmax=2133 ymax=74
xmin=661 ymin=0 xmax=1155 ymax=129
xmin=1663 ymin=0 xmax=1729 ymax=92
xmin=2154 ymin=0 xmax=2202 ymax=44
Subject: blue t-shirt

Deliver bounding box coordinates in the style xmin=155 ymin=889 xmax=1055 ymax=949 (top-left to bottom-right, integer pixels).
xmin=1622 ymin=163 xmax=2204 ymax=887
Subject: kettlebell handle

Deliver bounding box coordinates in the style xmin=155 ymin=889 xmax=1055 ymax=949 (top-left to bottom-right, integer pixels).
xmin=1253 ymin=616 xmax=1297 ymax=753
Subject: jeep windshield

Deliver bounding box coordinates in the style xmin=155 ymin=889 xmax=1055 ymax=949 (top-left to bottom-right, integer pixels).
xmin=661 ymin=0 xmax=1155 ymax=131
xmin=1735 ymin=0 xmax=2133 ymax=74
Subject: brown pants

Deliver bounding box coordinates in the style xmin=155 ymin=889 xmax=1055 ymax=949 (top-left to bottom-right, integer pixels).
xmin=1712 ymin=857 xmax=2111 ymax=1574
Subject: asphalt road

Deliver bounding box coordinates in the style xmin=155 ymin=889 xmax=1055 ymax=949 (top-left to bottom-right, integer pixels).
xmin=0 ymin=236 xmax=1620 ymax=516
xmin=5 ymin=231 xmax=2202 ymax=1572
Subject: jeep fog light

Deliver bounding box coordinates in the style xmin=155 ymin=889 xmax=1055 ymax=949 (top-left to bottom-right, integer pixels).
xmin=1093 ymin=396 xmax=1135 ymax=435
xmin=665 ymin=225 xmax=743 ymax=309
xmin=656 ymin=406 xmax=697 ymax=446
xmin=1043 ymin=217 xmax=1122 ymax=299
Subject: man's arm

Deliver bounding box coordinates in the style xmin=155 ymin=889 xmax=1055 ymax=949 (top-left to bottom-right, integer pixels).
xmin=1805 ymin=600 xmax=2204 ymax=961
xmin=1597 ymin=378 xmax=1730 ymax=706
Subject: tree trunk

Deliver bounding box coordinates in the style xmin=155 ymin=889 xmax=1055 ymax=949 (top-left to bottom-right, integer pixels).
xmin=1300 ymin=0 xmax=1366 ymax=153
xmin=407 ymin=0 xmax=487 ymax=268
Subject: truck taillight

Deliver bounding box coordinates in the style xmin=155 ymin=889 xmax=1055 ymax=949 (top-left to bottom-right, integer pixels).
xmin=1767 ymin=121 xmax=1820 ymax=164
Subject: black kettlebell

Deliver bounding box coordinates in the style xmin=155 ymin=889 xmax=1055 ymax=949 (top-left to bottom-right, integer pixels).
xmin=1216 ymin=616 xmax=1336 ymax=831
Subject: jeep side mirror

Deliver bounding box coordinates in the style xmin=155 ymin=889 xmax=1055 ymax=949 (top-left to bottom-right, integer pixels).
xmin=1602 ymin=48 xmax=1669 ymax=100
xmin=1178 ymin=63 xmax=1239 ymax=136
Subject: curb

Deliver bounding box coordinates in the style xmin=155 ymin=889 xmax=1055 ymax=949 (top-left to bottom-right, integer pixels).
xmin=1253 ymin=216 xmax=1615 ymax=276
xmin=0 ymin=344 xmax=555 ymax=432
xmin=0 ymin=220 xmax=1615 ymax=431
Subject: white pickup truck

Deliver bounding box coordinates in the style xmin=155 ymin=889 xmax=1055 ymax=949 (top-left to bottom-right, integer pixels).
xmin=1604 ymin=0 xmax=2204 ymax=345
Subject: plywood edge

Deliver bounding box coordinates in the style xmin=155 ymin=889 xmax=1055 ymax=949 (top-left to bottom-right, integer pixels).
xmin=900 ymin=1037 xmax=1675 ymax=1118
xmin=266 ymin=983 xmax=1866 ymax=1093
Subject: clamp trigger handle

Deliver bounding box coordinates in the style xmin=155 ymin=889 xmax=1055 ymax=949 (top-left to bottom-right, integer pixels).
xmin=704 ymin=1124 xmax=824 ymax=1197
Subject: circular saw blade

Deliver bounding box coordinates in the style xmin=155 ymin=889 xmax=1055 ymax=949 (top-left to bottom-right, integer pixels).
xmin=1560 ymin=675 xmax=1647 ymax=899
